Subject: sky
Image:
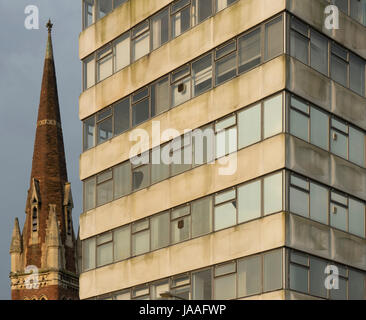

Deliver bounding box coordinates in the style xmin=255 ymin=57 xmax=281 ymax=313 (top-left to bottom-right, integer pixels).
xmin=0 ymin=1 xmax=81 ymax=299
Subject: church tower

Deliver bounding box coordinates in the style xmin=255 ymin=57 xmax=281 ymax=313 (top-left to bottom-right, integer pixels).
xmin=9 ymin=21 xmax=79 ymax=300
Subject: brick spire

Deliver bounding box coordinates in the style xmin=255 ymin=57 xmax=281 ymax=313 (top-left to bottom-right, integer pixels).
xmin=10 ymin=22 xmax=79 ymax=300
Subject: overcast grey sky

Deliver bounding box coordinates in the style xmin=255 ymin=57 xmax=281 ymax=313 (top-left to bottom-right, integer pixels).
xmin=0 ymin=1 xmax=81 ymax=299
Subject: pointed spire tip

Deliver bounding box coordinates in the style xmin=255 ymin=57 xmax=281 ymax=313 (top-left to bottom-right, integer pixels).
xmin=46 ymin=19 xmax=53 ymax=33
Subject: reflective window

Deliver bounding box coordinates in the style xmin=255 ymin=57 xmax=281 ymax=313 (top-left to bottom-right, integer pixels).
xmin=237 ymin=255 xmax=261 ymax=297
xmin=238 ymin=180 xmax=261 ymax=223
xmin=151 ymin=146 xmax=170 ymax=185
xmin=83 ymin=237 xmax=96 ymax=271
xmin=310 ymin=30 xmax=328 ymax=75
xmin=263 ymin=94 xmax=283 ymax=139
xmin=114 ymin=33 xmax=130 ymax=72
xmin=192 ymin=269 xmax=212 ymax=299
xmin=97 ymin=108 xmax=113 ymax=144
xmin=132 ymin=21 xmax=150 ymax=62
xmin=84 ymin=0 xmax=94 ymax=28
xmin=263 ymin=250 xmax=283 ymax=292
xmin=216 ymin=0 xmax=237 ymax=11
xmin=290 ymin=17 xmax=309 ymax=65
xmin=330 ymin=192 xmax=348 ymax=232
xmin=171 ymin=205 xmax=191 ymax=244
xmin=113 ymin=226 xmax=130 ymax=261
xmin=214 ymin=262 xmax=236 ymax=300
xmin=265 ymin=16 xmax=283 ymax=60
xmin=151 ymin=8 xmax=169 ymax=50
xmin=132 ymin=153 xmax=150 ymax=191
xmin=191 ymin=196 xmax=212 ymax=238
xmin=214 ymin=189 xmax=236 ymax=231
xmin=97 ymin=46 xmax=113 ymax=82
xmin=309 ymin=257 xmax=327 ymax=298
xmin=132 ymin=220 xmax=150 ymax=256
xmin=331 ymin=43 xmax=348 ymax=87
xmin=331 ymin=118 xmax=348 ymax=159
xmin=310 ymin=182 xmax=328 ymax=224
xmin=310 ymin=107 xmax=329 ymax=150
xmin=113 ymin=162 xmax=131 ymax=199
xmin=132 ymin=88 xmax=150 ymax=126
xmin=238 ymin=28 xmax=261 ymax=74
xmin=151 ymin=76 xmax=170 ymax=116
xmin=193 ymin=0 xmax=213 ymax=24
xmin=349 ymin=126 xmax=365 ymax=167
xmin=96 ymin=232 xmax=113 ymax=267
xmin=349 ymin=269 xmax=366 ymax=300
xmin=263 ymin=172 xmax=283 ymax=215
xmin=83 ymin=116 xmax=95 ymax=150
xmin=349 ymin=198 xmax=365 ymax=238
xmin=238 ymin=103 xmax=261 ymax=149
xmin=84 ymin=177 xmax=96 ymax=211
xmin=84 ymin=55 xmax=95 ymax=89
xmin=171 ymin=0 xmax=191 ymax=38
xmin=290 ymin=96 xmax=309 ymax=141
xmin=289 ymin=175 xmax=309 ymax=218
xmin=96 ymin=170 xmax=113 ymax=206
xmin=290 ymin=252 xmax=309 ymax=293
xmin=215 ymin=41 xmax=237 ymax=85
xmin=98 ymin=0 xmax=112 ymax=19
xmin=192 ymin=53 xmax=213 ymax=97
xmin=114 ymin=97 xmax=130 ymax=136
xmin=350 ymin=0 xmax=366 ymax=26
xmin=151 ymin=212 xmax=170 ymax=250
xmin=215 ymin=115 xmax=237 ymax=158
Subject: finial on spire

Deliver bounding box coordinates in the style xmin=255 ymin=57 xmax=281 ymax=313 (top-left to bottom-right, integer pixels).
xmin=46 ymin=19 xmax=53 ymax=33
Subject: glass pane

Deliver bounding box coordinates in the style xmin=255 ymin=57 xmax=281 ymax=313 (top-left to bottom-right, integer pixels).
xmin=97 ymin=242 xmax=113 ymax=267
xmin=331 ymin=54 xmax=348 ymax=87
xmin=97 ymin=48 xmax=113 ymax=81
xmin=330 ymin=203 xmax=347 ymax=232
xmin=172 ymin=6 xmax=191 ymax=38
xmin=349 ymin=269 xmax=365 ymax=300
xmin=237 ymin=255 xmax=261 ymax=297
xmin=263 ymin=94 xmax=283 ymax=139
xmin=290 ymin=109 xmax=309 ymax=141
xmin=114 ymin=33 xmax=130 ymax=71
xmin=263 ymin=250 xmax=282 ymax=292
xmin=192 ymin=196 xmax=213 ymax=237
xmin=310 ymin=107 xmax=329 ymax=150
xmin=311 ymin=30 xmax=328 ymax=75
xmin=132 ymin=98 xmax=149 ymax=126
xmin=84 ymin=0 xmax=94 ymax=28
xmin=215 ymin=52 xmax=236 ymax=85
xmin=238 ymin=180 xmax=261 ymax=223
xmin=215 ymin=189 xmax=235 ymax=205
xmin=290 ymin=30 xmax=309 ymax=65
xmin=97 ymin=117 xmax=113 ymax=144
xmin=132 ymin=31 xmax=150 ymax=61
xmin=114 ymin=0 xmax=128 ymax=8
xmin=238 ymin=104 xmax=261 ymax=149
xmin=151 ymin=8 xmax=169 ymax=50
xmin=310 ymin=183 xmax=328 ymax=224
xmin=171 ymin=215 xmax=191 ymax=244
xmin=349 ymin=127 xmax=365 ymax=167
xmin=265 ymin=16 xmax=283 ymax=60
xmin=291 ymin=251 xmax=308 ymax=265
xmin=114 ymin=97 xmax=130 ymax=135
xmin=216 ymin=0 xmax=237 ymax=12
xmin=214 ymin=201 xmax=236 ymax=231
xmin=97 ymin=180 xmax=113 ymax=206
xmin=151 ymin=147 xmax=170 ymax=184
xmin=238 ymin=28 xmax=261 ymax=74
xmin=115 ymin=290 xmax=130 ymax=300
xmin=98 ymin=0 xmax=112 ymax=18
xmin=132 ymin=230 xmax=150 ymax=256
xmin=329 ymin=277 xmax=347 ymax=300
xmin=349 ymin=198 xmax=365 ymax=237
xmin=84 ymin=56 xmax=95 ymax=89
xmin=350 ymin=0 xmax=366 ymax=25
xmin=214 ymin=274 xmax=236 ymax=300
xmin=83 ymin=116 xmax=95 ymax=150
xmin=309 ymin=257 xmax=327 ymax=298
xmin=290 ymin=187 xmax=309 ymax=217
xmin=151 ymin=76 xmax=170 ymax=116
xmin=196 ymin=0 xmax=213 ymax=23
xmin=132 ymin=165 xmax=149 ymax=191
xmin=192 ymin=269 xmax=212 ymax=300
xmin=84 ymin=177 xmax=96 ymax=211
xmin=113 ymin=162 xmax=131 ymax=198
xmin=192 ymin=54 xmax=212 ymax=97
xmin=333 ymin=0 xmax=348 ymax=13
xmin=172 ymin=76 xmax=191 ymax=107
xmin=113 ymin=226 xmax=130 ymax=261
xmin=151 ymin=280 xmax=169 ymax=300
xmin=263 ymin=173 xmax=283 ymax=215
xmin=331 ymin=129 xmax=348 ymax=159
xmin=151 ymin=212 xmax=170 ymax=250
xmin=83 ymin=237 xmax=96 ymax=271
xmin=290 ymin=264 xmax=308 ymax=293
xmin=350 ymin=55 xmax=365 ymax=96
xmin=215 ymin=261 xmax=236 ymax=276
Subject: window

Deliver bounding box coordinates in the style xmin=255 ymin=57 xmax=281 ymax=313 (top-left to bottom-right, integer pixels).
xmin=333 ymin=0 xmax=348 ymax=13
xmin=151 ymin=76 xmax=170 ymax=116
xmin=132 ymin=219 xmax=150 ymax=256
xmin=238 ymin=103 xmax=261 ymax=149
xmin=152 ymin=8 xmax=169 ymax=50
xmin=113 ymin=225 xmax=130 ymax=261
xmin=114 ymin=0 xmax=128 ymax=8
xmin=83 ymin=237 xmax=96 ymax=271
xmin=331 ymin=43 xmax=348 ymax=87
xmin=97 ymin=46 xmax=113 ymax=82
xmin=290 ymin=17 xmax=309 ymax=65
xmin=214 ymin=262 xmax=236 ymax=300
xmin=171 ymin=274 xmax=191 ymax=300
xmin=151 ymin=145 xmax=170 ymax=184
xmin=84 ymin=55 xmax=95 ymax=89
xmin=263 ymin=172 xmax=282 ymax=215
xmin=330 ymin=191 xmax=348 ymax=232
xmin=309 ymin=256 xmax=327 ymax=298
xmin=151 ymin=280 xmax=170 ymax=300
xmin=193 ymin=0 xmax=213 ymax=24
xmin=172 ymin=65 xmax=191 ymax=107
xmin=265 ymin=16 xmax=283 ymax=60
xmin=192 ymin=269 xmax=212 ymax=299
xmin=151 ymin=211 xmax=170 ymax=250
xmin=238 ymin=28 xmax=261 ymax=74
xmin=192 ymin=124 xmax=215 ymax=166
xmin=171 ymin=205 xmax=191 ymax=244
xmin=349 ymin=269 xmax=366 ymax=300
xmin=349 ymin=126 xmax=365 ymax=166
xmin=263 ymin=94 xmax=283 ymax=139
xmin=97 ymin=108 xmax=113 ymax=144
xmin=310 ymin=30 xmax=328 ymax=75
xmin=84 ymin=0 xmax=94 ymax=28
xmin=171 ymin=0 xmax=191 ymax=38
xmin=329 ymin=264 xmax=348 ymax=300
xmin=114 ymin=33 xmax=130 ymax=72
xmin=96 ymin=232 xmax=113 ymax=267
xmin=331 ymin=118 xmax=348 ymax=159
xmin=289 ymin=174 xmax=309 ymax=218
xmin=132 ymin=88 xmax=149 ymax=126
xmin=263 ymin=249 xmax=282 ymax=292
xmin=310 ymin=107 xmax=329 ymax=150
xmin=214 ymin=189 xmax=236 ymax=231
xmin=191 ymin=196 xmax=212 ymax=237
xmin=310 ymin=182 xmax=329 ymax=224
xmin=350 ymin=54 xmax=365 ymax=96
xmin=32 ymin=207 xmax=37 ymax=232
xmin=171 ymin=134 xmax=193 ymax=176
xmin=97 ymin=0 xmax=113 ymax=19
xmin=114 ymin=97 xmax=130 ymax=135
xmin=215 ymin=115 xmax=237 ymax=158
xmin=192 ymin=53 xmax=213 ymax=97
xmin=237 ymin=255 xmax=261 ymax=297
xmin=290 ymin=96 xmax=310 ymax=142
xmin=216 ymin=0 xmax=236 ymax=12
xmin=238 ymin=180 xmax=261 ymax=223
xmin=349 ymin=198 xmax=365 ymax=237
xmin=115 ymin=289 xmax=131 ymax=300
xmin=96 ymin=170 xmax=113 ymax=206
xmin=83 ymin=116 xmax=95 ymax=151
xmin=132 ymin=21 xmax=150 ymax=62
xmin=84 ymin=177 xmax=96 ymax=211
xmin=215 ymin=41 xmax=237 ymax=85
xmin=132 ymin=285 xmax=150 ymax=300
xmin=350 ymin=0 xmax=366 ymax=26
xmin=113 ymin=162 xmax=131 ymax=199
xmin=131 ymin=152 xmax=150 ymax=191
xmin=289 ymin=251 xmax=309 ymax=293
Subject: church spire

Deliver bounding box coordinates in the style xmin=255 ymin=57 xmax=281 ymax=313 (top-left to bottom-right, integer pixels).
xmin=10 ymin=21 xmax=79 ymax=300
